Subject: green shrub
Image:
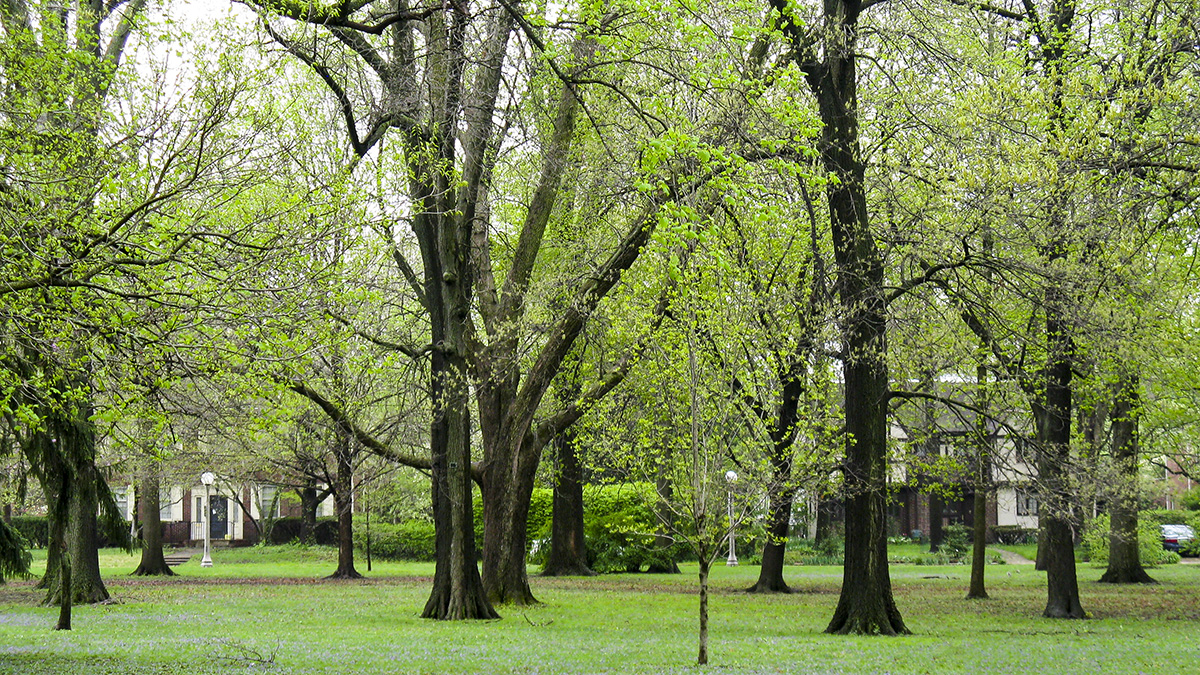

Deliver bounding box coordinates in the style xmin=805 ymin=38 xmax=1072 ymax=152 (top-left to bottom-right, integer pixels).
xmin=583 ymin=485 xmax=682 ymax=573
xmin=573 ymin=483 xmax=693 ymax=574
xmin=1138 ymin=509 xmax=1200 ymax=530
xmin=992 ymin=525 xmax=1037 ymax=544
xmin=1083 ymin=514 xmax=1180 ymax=567
xmin=353 ymin=519 xmax=436 ymax=561
xmin=1180 ymin=537 xmax=1200 ymax=557
xmin=8 ymin=516 xmax=48 ymax=549
xmin=1181 ymin=486 xmax=1200 ymax=511
xmin=937 ymin=524 xmax=971 ymax=562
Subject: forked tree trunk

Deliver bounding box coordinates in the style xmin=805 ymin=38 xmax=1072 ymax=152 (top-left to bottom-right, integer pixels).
xmin=132 ymin=461 xmax=174 ymax=576
xmin=328 ymin=430 xmax=361 ymax=580
xmin=542 ymin=424 xmax=594 ymax=577
xmin=418 ymin=161 xmax=497 ymax=617
xmin=1100 ymin=372 xmax=1154 ymax=584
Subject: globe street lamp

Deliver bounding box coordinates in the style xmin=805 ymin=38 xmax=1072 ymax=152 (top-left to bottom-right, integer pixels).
xmin=725 ymin=470 xmax=738 ymax=566
xmin=200 ymin=471 xmax=215 ymax=568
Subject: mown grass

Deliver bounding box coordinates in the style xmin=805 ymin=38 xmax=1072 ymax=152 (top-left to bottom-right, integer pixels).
xmin=1 ymin=546 xmax=1197 ymax=674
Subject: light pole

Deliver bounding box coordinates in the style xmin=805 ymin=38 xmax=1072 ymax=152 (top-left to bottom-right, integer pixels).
xmin=725 ymin=470 xmax=738 ymax=566
xmin=200 ymin=471 xmax=214 ymax=568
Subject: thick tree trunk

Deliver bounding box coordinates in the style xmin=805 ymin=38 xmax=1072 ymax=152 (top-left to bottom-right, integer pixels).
xmin=748 ymin=484 xmax=796 ymax=593
xmin=327 ymin=431 xmax=361 ymax=580
xmin=481 ymin=461 xmax=538 ymax=603
xmin=418 ymin=171 xmax=497 ymax=617
xmin=1100 ymin=372 xmax=1154 ymax=584
xmin=132 ymin=461 xmax=174 ymax=576
xmin=928 ymin=493 xmax=944 ymax=552
xmin=787 ymin=0 xmax=906 ymax=636
xmin=1038 ymin=296 xmax=1085 ymax=619
xmin=45 ymin=461 xmax=110 ymax=606
xmin=542 ymin=425 xmax=594 ymax=577
xmin=55 ymin=544 xmax=71 ymax=631
xmin=422 ymin=373 xmax=495 ymax=618
xmin=967 ymin=487 xmax=989 ymax=599
xmin=814 ymin=500 xmax=835 ymax=546
xmin=298 ymin=485 xmax=319 ymax=542
xmin=66 ymin=462 xmax=109 ymax=604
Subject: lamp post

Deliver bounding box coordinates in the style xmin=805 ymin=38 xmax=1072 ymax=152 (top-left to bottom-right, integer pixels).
xmin=200 ymin=471 xmax=214 ymax=568
xmin=725 ymin=470 xmax=738 ymax=566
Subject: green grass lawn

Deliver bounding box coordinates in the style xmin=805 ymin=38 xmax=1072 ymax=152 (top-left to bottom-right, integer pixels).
xmin=2 ymin=546 xmax=1197 ymax=674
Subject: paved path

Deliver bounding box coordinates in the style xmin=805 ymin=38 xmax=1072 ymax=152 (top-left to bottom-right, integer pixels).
xmin=992 ymin=547 xmax=1035 ymax=565
xmin=164 ymin=548 xmax=201 ymax=567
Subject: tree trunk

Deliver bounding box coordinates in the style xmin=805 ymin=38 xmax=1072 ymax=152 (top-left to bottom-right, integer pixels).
xmin=132 ymin=458 xmax=174 ymax=576
xmin=55 ymin=543 xmax=71 ymax=631
xmin=792 ymin=0 xmax=906 ymax=636
xmin=298 ymin=485 xmax=319 ymax=542
xmin=748 ymin=484 xmax=796 ymax=593
xmin=928 ymin=492 xmax=944 ymax=552
xmin=481 ymin=459 xmax=538 ymax=603
xmin=1100 ymin=372 xmax=1154 ymax=584
xmin=327 ymin=430 xmax=361 ymax=579
xmin=1038 ymin=294 xmax=1085 ymax=619
xmin=38 ymin=509 xmax=64 ymax=592
xmin=542 ymin=424 xmax=594 ymax=577
xmin=814 ymin=500 xmax=834 ymax=546
xmin=45 ymin=460 xmax=110 ymax=606
xmin=967 ymin=354 xmax=991 ymax=599
xmin=65 ymin=462 xmax=109 ymax=604
xmin=418 ymin=155 xmax=497 ymax=617
xmin=967 ymin=487 xmax=989 ymax=599
xmin=697 ymin=554 xmax=710 ymax=666
xmin=646 ymin=466 xmax=681 ymax=574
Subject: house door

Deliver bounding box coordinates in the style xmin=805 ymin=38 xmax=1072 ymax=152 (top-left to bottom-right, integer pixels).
xmin=210 ymin=497 xmax=228 ymax=539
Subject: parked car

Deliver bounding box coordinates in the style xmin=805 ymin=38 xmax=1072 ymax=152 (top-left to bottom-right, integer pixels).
xmin=1161 ymin=524 xmax=1195 ymax=552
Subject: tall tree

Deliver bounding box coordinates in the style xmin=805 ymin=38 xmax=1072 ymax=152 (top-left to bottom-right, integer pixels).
xmin=768 ymin=0 xmax=908 ymax=634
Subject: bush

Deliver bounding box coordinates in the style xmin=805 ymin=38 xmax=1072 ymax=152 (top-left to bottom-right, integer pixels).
xmin=8 ymin=516 xmax=48 ymax=549
xmin=992 ymin=525 xmax=1037 ymax=544
xmin=1138 ymin=509 xmax=1200 ymax=530
xmin=354 ymin=519 xmax=436 ymax=561
xmin=1083 ymin=514 xmax=1180 ymax=567
xmin=265 ymin=518 xmax=338 ymax=546
xmin=1181 ymin=486 xmax=1200 ymax=511
xmin=1180 ymin=537 xmax=1200 ymax=557
xmin=937 ymin=524 xmax=971 ymax=562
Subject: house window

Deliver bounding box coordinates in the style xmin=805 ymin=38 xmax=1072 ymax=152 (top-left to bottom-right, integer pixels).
xmin=259 ymin=486 xmax=281 ymax=519
xmin=1016 ymin=488 xmax=1038 ymax=516
xmin=114 ymin=488 xmax=130 ymax=521
xmin=159 ymin=488 xmax=174 ymax=521
xmin=196 ymin=496 xmax=203 ymax=522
